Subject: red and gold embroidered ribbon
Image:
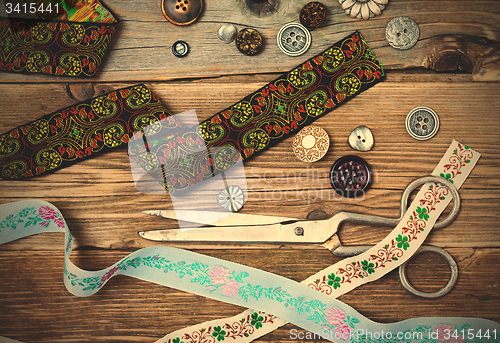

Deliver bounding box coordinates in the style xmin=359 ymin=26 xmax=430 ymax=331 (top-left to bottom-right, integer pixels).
xmin=0 ymin=0 xmax=117 ymax=77
xmin=128 ymin=31 xmax=384 ymax=194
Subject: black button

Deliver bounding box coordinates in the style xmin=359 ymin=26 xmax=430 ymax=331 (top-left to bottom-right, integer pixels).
xmin=172 ymin=41 xmax=189 ymax=57
xmin=330 ymin=155 xmax=372 ymax=198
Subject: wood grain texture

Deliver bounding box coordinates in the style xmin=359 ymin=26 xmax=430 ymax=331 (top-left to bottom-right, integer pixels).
xmin=0 ymin=0 xmax=499 ymax=342
xmin=0 ymin=0 xmax=499 ymax=82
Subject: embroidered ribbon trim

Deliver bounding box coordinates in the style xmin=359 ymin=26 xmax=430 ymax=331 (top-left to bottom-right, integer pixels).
xmin=2 ymin=141 xmax=497 ymax=343
xmin=157 ymin=140 xmax=484 ymax=343
xmin=0 ymin=0 xmax=117 ymax=77
xmin=128 ymin=31 xmax=384 ymax=194
xmin=0 ymin=84 xmax=180 ymax=179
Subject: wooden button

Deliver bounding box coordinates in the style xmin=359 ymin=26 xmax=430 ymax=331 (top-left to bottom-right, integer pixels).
xmin=292 ymin=126 xmax=329 ymax=162
xmin=235 ymin=28 xmax=263 ymax=56
xmin=161 ymin=0 xmax=203 ymax=26
xmin=300 ymin=2 xmax=327 ymax=30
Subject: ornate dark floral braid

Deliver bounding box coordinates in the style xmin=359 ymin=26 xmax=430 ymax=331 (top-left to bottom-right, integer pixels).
xmin=128 ymin=31 xmax=384 ymax=194
xmin=0 ymin=84 xmax=182 ymax=179
xmin=0 ymin=0 xmax=117 ymax=77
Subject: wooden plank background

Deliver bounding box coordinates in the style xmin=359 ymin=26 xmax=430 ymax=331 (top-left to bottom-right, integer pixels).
xmin=0 ymin=0 xmax=499 ymax=342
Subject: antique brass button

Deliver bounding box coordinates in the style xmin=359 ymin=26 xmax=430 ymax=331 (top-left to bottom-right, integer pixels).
xmin=405 ymin=106 xmax=439 ymax=140
xmin=277 ymin=22 xmax=311 ymax=57
xmin=162 ymin=0 xmax=203 ymax=26
xmin=348 ymin=126 xmax=374 ymax=151
xmin=385 ymin=16 xmax=419 ymax=50
xmin=300 ymin=2 xmax=327 ymax=30
xmin=236 ymin=28 xmax=263 ymax=56
xmin=330 ymin=155 xmax=372 ymax=198
xmin=292 ymin=126 xmax=330 ymax=162
xmin=172 ymin=41 xmax=189 ymax=57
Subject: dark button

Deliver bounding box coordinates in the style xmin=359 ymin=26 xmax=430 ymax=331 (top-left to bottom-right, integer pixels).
xmin=235 ymin=28 xmax=263 ymax=56
xmin=330 ymin=155 xmax=372 ymax=198
xmin=172 ymin=41 xmax=189 ymax=57
xmin=300 ymin=2 xmax=327 ymax=30
xmin=162 ymin=0 xmax=203 ymax=26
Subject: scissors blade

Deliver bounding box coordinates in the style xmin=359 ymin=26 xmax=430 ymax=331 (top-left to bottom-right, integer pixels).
xmin=142 ymin=209 xmax=298 ymax=226
xmin=138 ymin=218 xmax=334 ymax=244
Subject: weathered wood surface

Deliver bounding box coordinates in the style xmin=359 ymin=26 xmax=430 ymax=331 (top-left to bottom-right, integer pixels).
xmin=0 ymin=0 xmax=499 ymax=82
xmin=1 ymin=0 xmax=500 ymax=342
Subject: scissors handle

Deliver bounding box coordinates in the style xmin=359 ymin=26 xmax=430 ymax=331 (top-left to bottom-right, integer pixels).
xmin=334 ymin=175 xmax=460 ymax=230
xmin=333 ymin=245 xmax=457 ymax=298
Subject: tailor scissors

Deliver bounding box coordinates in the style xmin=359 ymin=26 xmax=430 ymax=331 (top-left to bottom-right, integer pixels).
xmin=139 ymin=176 xmax=460 ymax=298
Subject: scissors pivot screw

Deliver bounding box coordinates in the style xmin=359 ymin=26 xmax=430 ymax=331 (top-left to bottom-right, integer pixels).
xmin=294 ymin=227 xmax=304 ymax=236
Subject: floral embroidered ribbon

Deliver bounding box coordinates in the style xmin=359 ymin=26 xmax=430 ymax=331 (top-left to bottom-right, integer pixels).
xmin=156 ymin=140 xmax=486 ymax=343
xmin=0 ymin=0 xmax=117 ymax=77
xmin=1 ymin=141 xmax=498 ymax=343
xmin=0 ymin=84 xmax=181 ymax=179
xmin=127 ymin=31 xmax=384 ymax=194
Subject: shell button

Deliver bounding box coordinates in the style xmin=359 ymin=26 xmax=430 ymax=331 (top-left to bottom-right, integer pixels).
xmin=330 ymin=155 xmax=372 ymax=198
xmin=172 ymin=40 xmax=189 ymax=57
xmin=300 ymin=2 xmax=327 ymax=30
xmin=385 ymin=16 xmax=419 ymax=50
xmin=405 ymin=106 xmax=439 ymax=140
xmin=292 ymin=126 xmax=330 ymax=162
xmin=236 ymin=28 xmax=263 ymax=56
xmin=277 ymin=22 xmax=311 ymax=57
xmin=162 ymin=0 xmax=203 ymax=26
xmin=217 ymin=185 xmax=245 ymax=212
xmin=348 ymin=126 xmax=374 ymax=152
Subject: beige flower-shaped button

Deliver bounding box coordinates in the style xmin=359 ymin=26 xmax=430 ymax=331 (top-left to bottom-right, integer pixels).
xmin=338 ymin=0 xmax=387 ymax=20
xmin=292 ymin=126 xmax=330 ymax=162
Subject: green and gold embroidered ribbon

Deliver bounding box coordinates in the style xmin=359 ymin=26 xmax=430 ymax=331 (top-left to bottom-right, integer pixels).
xmin=128 ymin=31 xmax=384 ymax=194
xmin=0 ymin=85 xmax=180 ymax=178
xmin=0 ymin=0 xmax=117 ymax=77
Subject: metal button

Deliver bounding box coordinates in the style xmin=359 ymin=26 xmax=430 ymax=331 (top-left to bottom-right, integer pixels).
xmin=172 ymin=41 xmax=189 ymax=57
xmin=385 ymin=16 xmax=419 ymax=50
xmin=218 ymin=24 xmax=237 ymax=44
xmin=405 ymin=106 xmax=439 ymax=141
xmin=277 ymin=22 xmax=311 ymax=57
xmin=162 ymin=0 xmax=203 ymax=26
xmin=300 ymin=2 xmax=327 ymax=30
xmin=217 ymin=185 xmax=245 ymax=212
xmin=330 ymin=155 xmax=372 ymax=198
xmin=235 ymin=28 xmax=263 ymax=56
xmin=348 ymin=126 xmax=374 ymax=152
xmin=292 ymin=126 xmax=329 ymax=162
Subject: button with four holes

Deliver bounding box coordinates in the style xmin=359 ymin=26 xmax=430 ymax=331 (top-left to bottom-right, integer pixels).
xmin=162 ymin=0 xmax=203 ymax=26
xmin=277 ymin=22 xmax=311 ymax=57
xmin=330 ymin=155 xmax=372 ymax=198
xmin=405 ymin=106 xmax=439 ymax=140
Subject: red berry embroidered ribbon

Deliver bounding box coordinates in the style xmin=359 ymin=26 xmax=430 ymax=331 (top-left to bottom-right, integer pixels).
xmin=0 ymin=84 xmax=180 ymax=179
xmin=127 ymin=31 xmax=384 ymax=194
xmin=0 ymin=0 xmax=117 ymax=77
xmin=1 ymin=141 xmax=497 ymax=343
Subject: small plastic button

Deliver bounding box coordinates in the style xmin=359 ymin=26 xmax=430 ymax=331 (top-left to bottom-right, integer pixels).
xmin=218 ymin=24 xmax=237 ymax=43
xmin=405 ymin=106 xmax=439 ymax=141
xmin=217 ymin=185 xmax=245 ymax=212
xmin=236 ymin=28 xmax=263 ymax=56
xmin=348 ymin=126 xmax=374 ymax=152
xmin=330 ymin=155 xmax=372 ymax=198
xmin=300 ymin=2 xmax=327 ymax=30
xmin=292 ymin=126 xmax=330 ymax=162
xmin=277 ymin=22 xmax=311 ymax=57
xmin=162 ymin=0 xmax=203 ymax=26
xmin=385 ymin=16 xmax=419 ymax=50
xmin=172 ymin=41 xmax=189 ymax=57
